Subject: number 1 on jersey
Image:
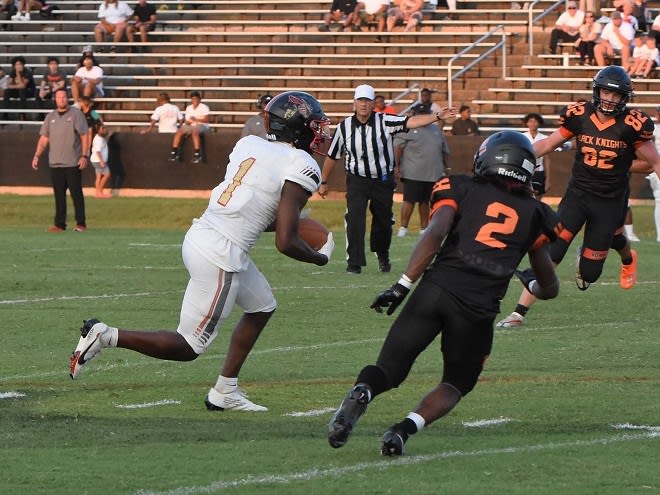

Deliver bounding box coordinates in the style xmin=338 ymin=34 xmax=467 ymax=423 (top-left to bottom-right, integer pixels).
xmin=217 ymin=158 xmax=256 ymax=206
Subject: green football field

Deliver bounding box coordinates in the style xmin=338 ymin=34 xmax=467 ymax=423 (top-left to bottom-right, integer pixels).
xmin=1 ymin=195 xmax=659 ymax=495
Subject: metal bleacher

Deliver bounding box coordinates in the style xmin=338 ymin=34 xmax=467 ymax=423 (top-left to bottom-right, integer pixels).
xmin=2 ymin=0 xmax=660 ymax=132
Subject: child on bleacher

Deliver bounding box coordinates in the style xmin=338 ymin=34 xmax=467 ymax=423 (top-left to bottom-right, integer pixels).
xmin=627 ymin=32 xmax=649 ymax=77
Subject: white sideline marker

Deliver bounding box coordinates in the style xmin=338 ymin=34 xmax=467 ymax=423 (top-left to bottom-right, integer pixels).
xmin=114 ymin=399 xmax=181 ymax=409
xmin=0 ymin=391 xmax=26 ymax=399
xmin=135 ymin=424 xmax=660 ymax=495
xmin=462 ymin=417 xmax=513 ymax=428
xmin=284 ymin=407 xmax=335 ymax=417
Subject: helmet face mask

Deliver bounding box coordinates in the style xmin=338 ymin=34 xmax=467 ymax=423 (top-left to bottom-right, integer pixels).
xmin=264 ymin=91 xmax=331 ymax=155
xmin=592 ymin=66 xmax=633 ymax=116
xmin=473 ymin=131 xmax=536 ymax=186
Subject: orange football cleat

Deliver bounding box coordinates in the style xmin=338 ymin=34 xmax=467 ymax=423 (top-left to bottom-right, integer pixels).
xmin=620 ymin=249 xmax=637 ymax=290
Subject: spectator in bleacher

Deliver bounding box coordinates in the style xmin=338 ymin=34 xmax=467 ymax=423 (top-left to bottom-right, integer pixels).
xmin=78 ymin=95 xmax=103 ymax=153
xmin=419 ymin=87 xmax=441 ymax=114
xmin=450 ymin=105 xmax=480 ymax=136
xmin=94 ymin=0 xmax=134 ymax=51
xmin=614 ymin=0 xmax=643 ymax=32
xmin=652 ymin=11 xmax=660 ymax=46
xmin=127 ymin=0 xmax=157 ymax=50
xmin=548 ymin=1 xmax=585 ymax=55
xmin=373 ymin=94 xmax=397 ymax=114
xmin=594 ymin=11 xmax=635 ymax=68
xmin=351 ymin=0 xmax=389 ymax=33
xmin=141 ymin=92 xmax=183 ymax=134
xmin=386 ymin=0 xmax=424 ymax=34
xmin=1 ymin=0 xmax=17 ymax=24
xmin=3 ymin=56 xmax=35 ymax=116
xmin=576 ymin=10 xmax=601 ymax=65
xmin=627 ymin=32 xmax=648 ymax=76
xmin=318 ymin=0 xmax=358 ymax=32
xmin=10 ymin=0 xmax=41 ymax=21
xmin=0 ymin=67 xmax=7 ymax=97
xmin=71 ymin=55 xmax=104 ymax=102
xmin=240 ymin=93 xmax=272 ymax=139
xmin=37 ymin=57 xmax=67 ymax=108
xmin=393 ymin=102 xmax=450 ymax=238
xmin=169 ymin=91 xmax=210 ymax=164
xmin=77 ymin=45 xmax=100 ymax=70
xmin=521 ymin=112 xmax=551 ymax=197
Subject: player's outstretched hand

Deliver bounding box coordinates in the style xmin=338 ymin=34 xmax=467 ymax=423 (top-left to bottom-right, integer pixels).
xmin=514 ymin=268 xmax=537 ymax=293
xmin=317 ymin=232 xmax=334 ymax=264
xmin=370 ymin=283 xmax=410 ymax=315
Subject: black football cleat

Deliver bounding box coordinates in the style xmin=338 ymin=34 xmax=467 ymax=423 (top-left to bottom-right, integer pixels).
xmin=328 ymin=384 xmax=370 ymax=448
xmin=380 ymin=424 xmax=408 ymax=456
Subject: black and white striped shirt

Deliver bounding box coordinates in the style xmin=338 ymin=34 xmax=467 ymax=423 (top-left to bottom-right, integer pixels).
xmin=327 ymin=112 xmax=409 ymax=180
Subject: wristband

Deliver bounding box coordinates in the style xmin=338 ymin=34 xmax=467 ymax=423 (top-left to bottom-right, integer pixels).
xmin=435 ymin=112 xmax=443 ymax=121
xmin=398 ymin=274 xmax=414 ymax=290
xmin=320 ymin=181 xmax=327 ymax=185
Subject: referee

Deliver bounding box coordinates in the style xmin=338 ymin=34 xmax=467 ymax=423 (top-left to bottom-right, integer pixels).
xmin=319 ymin=84 xmax=456 ymax=274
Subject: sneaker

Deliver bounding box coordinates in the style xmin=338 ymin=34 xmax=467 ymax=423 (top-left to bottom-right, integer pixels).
xmin=626 ymin=232 xmax=640 ymax=242
xmin=346 ymin=264 xmax=361 ymax=274
xmin=328 ymin=384 xmax=370 ymax=448
xmin=204 ymin=387 xmax=268 ymax=412
xmin=192 ymin=153 xmax=201 ymax=164
xmin=397 ymin=226 xmax=408 ymax=238
xmin=378 ymin=256 xmax=391 ymax=273
xmin=495 ymin=311 xmax=524 ymax=328
xmin=419 ymin=228 xmax=426 ymax=235
xmin=73 ymin=224 xmax=87 ymax=232
xmin=168 ymin=152 xmax=179 ymax=162
xmin=318 ymin=24 xmax=330 ymax=32
xmin=69 ymin=319 xmax=110 ymax=379
xmin=381 ymin=424 xmax=409 ymax=456
xmin=47 ymin=225 xmax=65 ymax=233
xmin=620 ymin=249 xmax=637 ymax=290
xmin=575 ymin=245 xmax=590 ymax=291
xmin=23 ymin=12 xmax=30 ymax=21
xmin=11 ymin=13 xmax=21 ymax=20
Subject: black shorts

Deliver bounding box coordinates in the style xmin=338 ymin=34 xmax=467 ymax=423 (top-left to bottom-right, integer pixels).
xmin=401 ymin=178 xmax=434 ymax=203
xmin=375 ymin=279 xmax=493 ymax=389
xmin=550 ymin=184 xmax=628 ymax=262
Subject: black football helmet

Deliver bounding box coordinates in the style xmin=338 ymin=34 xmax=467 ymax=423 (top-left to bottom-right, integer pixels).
xmin=592 ymin=66 xmax=633 ymax=116
xmin=473 ymin=131 xmax=536 ymax=185
xmin=264 ymin=91 xmax=331 ymax=154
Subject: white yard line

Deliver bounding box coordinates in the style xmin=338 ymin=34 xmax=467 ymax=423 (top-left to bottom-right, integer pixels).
xmin=135 ymin=426 xmax=660 ymax=495
xmin=283 ymin=407 xmax=335 ymax=417
xmin=0 ymin=391 xmax=26 ymax=399
xmin=114 ymin=399 xmax=182 ymax=409
xmin=462 ymin=417 xmax=513 ymax=428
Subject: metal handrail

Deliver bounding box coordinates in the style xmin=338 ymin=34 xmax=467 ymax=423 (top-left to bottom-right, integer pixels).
xmin=447 ymin=25 xmax=507 ymax=108
xmin=528 ymin=0 xmax=565 ymax=56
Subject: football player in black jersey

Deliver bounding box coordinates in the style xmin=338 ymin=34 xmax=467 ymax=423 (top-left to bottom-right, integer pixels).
xmin=327 ymin=131 xmax=561 ymax=456
xmin=498 ymin=66 xmax=660 ymax=329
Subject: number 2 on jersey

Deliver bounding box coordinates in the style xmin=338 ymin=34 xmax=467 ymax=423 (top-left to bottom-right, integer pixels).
xmin=475 ymin=202 xmax=519 ymax=249
xmin=217 ymin=158 xmax=255 ymax=206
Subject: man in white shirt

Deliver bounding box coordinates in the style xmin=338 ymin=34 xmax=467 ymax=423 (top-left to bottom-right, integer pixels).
xmin=549 ymin=1 xmax=585 ymax=54
xmin=352 ymin=0 xmax=389 ymax=32
xmin=140 ymin=92 xmax=183 ymax=134
xmin=594 ymin=11 xmax=635 ymax=67
xmin=169 ymin=91 xmax=210 ymax=164
xmin=94 ymin=0 xmax=134 ymax=48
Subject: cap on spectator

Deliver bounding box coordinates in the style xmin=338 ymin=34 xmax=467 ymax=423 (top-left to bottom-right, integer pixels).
xmin=354 ymin=84 xmax=375 ymax=100
xmin=566 ymin=1 xmax=577 ymax=7
xmin=421 ymin=87 xmax=434 ymax=94
xmin=522 ymin=112 xmax=544 ymax=125
xmin=411 ymin=103 xmax=432 ymax=115
xmin=82 ymin=45 xmax=93 ymax=55
xmin=256 ymin=94 xmax=273 ymax=109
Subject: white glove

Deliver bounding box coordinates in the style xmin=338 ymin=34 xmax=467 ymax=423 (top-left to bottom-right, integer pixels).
xmin=317 ymin=232 xmax=334 ymax=261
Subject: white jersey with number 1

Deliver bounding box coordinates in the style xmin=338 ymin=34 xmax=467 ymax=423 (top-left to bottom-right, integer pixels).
xmin=187 ymin=135 xmax=322 ymax=271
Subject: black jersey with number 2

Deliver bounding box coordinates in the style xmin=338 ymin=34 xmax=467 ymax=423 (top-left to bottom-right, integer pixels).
xmin=425 ymin=175 xmax=562 ymax=316
xmin=559 ymin=100 xmax=654 ymax=198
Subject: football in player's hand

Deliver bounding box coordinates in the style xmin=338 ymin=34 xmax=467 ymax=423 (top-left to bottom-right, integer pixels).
xmin=298 ymin=218 xmax=329 ymax=250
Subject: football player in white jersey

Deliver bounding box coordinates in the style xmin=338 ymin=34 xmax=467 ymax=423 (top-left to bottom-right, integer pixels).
xmin=69 ymin=91 xmax=335 ymax=412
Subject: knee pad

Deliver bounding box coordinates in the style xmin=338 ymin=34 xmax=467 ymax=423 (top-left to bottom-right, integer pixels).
xmin=442 ymin=360 xmax=482 ymax=396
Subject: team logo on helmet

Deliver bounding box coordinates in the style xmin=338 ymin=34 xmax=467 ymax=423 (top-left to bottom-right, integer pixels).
xmin=288 ymin=94 xmax=311 ymax=119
